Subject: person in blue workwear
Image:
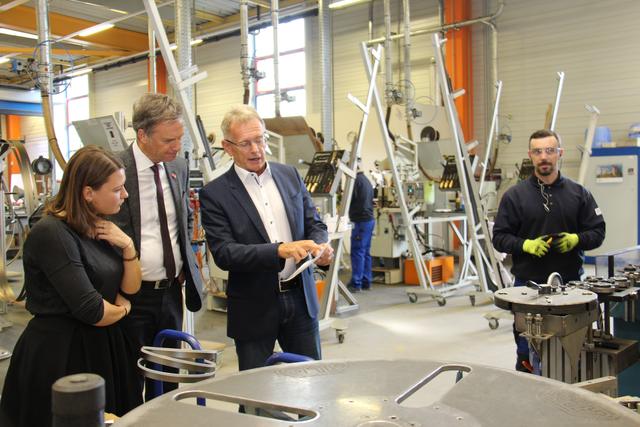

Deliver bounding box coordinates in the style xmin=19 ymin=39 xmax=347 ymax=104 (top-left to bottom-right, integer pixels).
xmin=492 ymin=129 xmax=605 ymax=373
xmin=348 ymin=159 xmax=376 ymax=293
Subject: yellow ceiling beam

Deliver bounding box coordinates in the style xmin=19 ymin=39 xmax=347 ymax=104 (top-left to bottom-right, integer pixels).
xmin=0 ymin=5 xmax=149 ymax=53
xmin=195 ymin=10 xmax=225 ymax=26
xmin=0 ymin=46 xmax=130 ymax=57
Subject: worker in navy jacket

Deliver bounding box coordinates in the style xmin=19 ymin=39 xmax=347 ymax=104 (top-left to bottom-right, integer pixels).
xmin=493 ymin=129 xmax=605 ymax=373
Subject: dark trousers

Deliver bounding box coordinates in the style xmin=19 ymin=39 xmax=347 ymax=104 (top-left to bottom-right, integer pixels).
xmin=123 ymin=280 xmax=183 ymax=402
xmin=235 ymin=286 xmax=321 ymax=371
xmin=349 ymin=219 xmax=375 ymax=289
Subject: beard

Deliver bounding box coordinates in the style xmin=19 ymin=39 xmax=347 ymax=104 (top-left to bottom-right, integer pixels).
xmin=535 ymin=162 xmax=554 ymax=176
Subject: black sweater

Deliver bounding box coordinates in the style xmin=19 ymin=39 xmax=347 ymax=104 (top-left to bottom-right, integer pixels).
xmin=349 ymin=172 xmax=374 ymax=222
xmin=492 ymin=173 xmax=605 ymax=282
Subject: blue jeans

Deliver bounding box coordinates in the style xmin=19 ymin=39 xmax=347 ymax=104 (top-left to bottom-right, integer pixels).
xmin=350 ymin=219 xmax=375 ymax=289
xmin=234 ymin=287 xmax=321 ymax=371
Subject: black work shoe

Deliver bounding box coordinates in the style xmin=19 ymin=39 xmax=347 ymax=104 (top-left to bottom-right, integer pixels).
xmin=515 ymin=353 xmax=533 ymax=373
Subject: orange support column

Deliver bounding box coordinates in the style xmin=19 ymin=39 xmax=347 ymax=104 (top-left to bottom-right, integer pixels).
xmin=148 ymin=56 xmax=168 ymax=94
xmin=444 ymin=0 xmax=473 ymax=142
xmin=5 ymin=115 xmax=22 ymax=188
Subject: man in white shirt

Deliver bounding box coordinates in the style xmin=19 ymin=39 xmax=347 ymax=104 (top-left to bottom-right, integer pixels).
xmin=200 ymin=105 xmax=333 ymax=371
xmin=111 ymin=93 xmax=203 ymax=400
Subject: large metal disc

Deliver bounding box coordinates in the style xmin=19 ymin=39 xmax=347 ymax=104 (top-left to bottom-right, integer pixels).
xmin=115 ymin=359 xmax=639 ymax=426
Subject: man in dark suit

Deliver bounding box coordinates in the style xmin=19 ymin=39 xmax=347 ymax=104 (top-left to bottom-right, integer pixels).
xmin=110 ymin=93 xmax=203 ymax=399
xmin=200 ymin=105 xmax=333 ymax=371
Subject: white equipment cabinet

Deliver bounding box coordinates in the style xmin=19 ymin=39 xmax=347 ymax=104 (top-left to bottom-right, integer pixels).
xmin=584 ymin=147 xmax=640 ymax=259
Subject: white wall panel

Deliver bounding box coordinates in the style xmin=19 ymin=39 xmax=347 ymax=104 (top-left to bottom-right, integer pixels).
xmin=193 ymin=36 xmax=245 ymax=141
xmin=477 ymin=0 xmax=640 ymax=184
xmin=91 ymin=61 xmax=149 ymax=142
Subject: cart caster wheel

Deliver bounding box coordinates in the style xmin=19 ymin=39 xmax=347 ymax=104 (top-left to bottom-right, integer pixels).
xmin=437 ymin=298 xmax=446 ymax=307
xmin=408 ymin=293 xmax=418 ymax=303
xmin=488 ymin=318 xmax=499 ymax=330
xmin=469 ymin=295 xmax=476 ymax=306
xmin=336 ymin=331 xmax=345 ymax=344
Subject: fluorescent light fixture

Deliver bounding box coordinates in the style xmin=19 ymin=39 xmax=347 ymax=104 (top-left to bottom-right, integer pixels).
xmin=78 ymin=23 xmax=114 ymax=37
xmin=67 ymin=68 xmax=93 ymax=77
xmin=328 ymin=0 xmax=371 ymax=9
xmin=0 ymin=27 xmax=38 ymax=39
xmin=0 ymin=56 xmax=11 ymax=65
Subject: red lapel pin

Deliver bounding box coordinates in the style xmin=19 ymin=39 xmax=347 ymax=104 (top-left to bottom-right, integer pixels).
xmin=170 ymin=172 xmax=177 ymax=179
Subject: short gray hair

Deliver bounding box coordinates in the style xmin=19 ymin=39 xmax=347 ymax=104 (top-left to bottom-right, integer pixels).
xmin=221 ymin=104 xmax=265 ymax=139
xmin=132 ymin=93 xmax=183 ymax=135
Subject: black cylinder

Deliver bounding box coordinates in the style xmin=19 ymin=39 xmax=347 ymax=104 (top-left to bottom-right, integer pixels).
xmin=51 ymin=373 xmax=105 ymax=427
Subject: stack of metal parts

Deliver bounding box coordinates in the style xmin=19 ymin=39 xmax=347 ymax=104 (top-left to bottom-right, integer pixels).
xmin=137 ymin=346 xmax=218 ymax=387
xmin=114 ymin=359 xmax=640 ymax=426
xmin=494 ymin=271 xmax=639 ymax=385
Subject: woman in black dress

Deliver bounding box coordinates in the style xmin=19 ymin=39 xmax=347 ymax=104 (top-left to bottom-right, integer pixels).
xmin=0 ymin=146 xmax=142 ymax=426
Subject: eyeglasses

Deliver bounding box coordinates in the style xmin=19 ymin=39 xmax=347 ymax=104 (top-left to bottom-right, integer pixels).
xmin=530 ymin=147 xmax=560 ymax=156
xmin=224 ymin=133 xmax=269 ymax=150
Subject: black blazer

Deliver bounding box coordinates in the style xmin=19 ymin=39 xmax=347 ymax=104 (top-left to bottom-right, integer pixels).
xmin=110 ymin=145 xmax=203 ymax=312
xmin=200 ymin=162 xmax=328 ymax=340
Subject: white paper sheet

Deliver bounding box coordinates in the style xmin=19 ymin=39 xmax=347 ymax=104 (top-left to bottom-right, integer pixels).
xmin=281 ymin=246 xmax=327 ymax=282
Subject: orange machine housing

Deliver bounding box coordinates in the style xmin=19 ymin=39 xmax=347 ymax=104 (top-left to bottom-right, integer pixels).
xmin=404 ymin=256 xmax=454 ymax=286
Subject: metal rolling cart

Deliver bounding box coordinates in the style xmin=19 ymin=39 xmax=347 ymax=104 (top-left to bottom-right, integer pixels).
xmin=114 ymin=359 xmax=640 ymax=426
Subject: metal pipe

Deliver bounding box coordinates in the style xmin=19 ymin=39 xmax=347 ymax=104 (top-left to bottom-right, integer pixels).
xmin=271 ymin=0 xmax=281 ymax=117
xmin=383 ymin=0 xmax=393 ymax=105
xmin=36 ymin=0 xmax=66 ymax=170
xmin=175 ymin=0 xmax=194 ymax=156
xmin=368 ymin=1 xmax=504 ymax=46
xmin=319 ymin=0 xmax=334 ymax=148
xmin=402 ymin=0 xmax=412 ymax=136
xmin=368 ymin=1 xmax=374 ymax=41
xmin=435 ymin=0 xmax=445 ymax=106
xmin=550 ymin=71 xmax=565 ymax=132
xmin=240 ymin=0 xmax=251 ymax=104
xmin=479 ymin=80 xmax=502 ymax=195
xmin=148 ymin=21 xmax=157 ymax=93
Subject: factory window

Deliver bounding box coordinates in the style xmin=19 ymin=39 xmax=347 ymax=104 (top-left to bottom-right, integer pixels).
xmin=52 ymin=74 xmax=89 ymax=178
xmin=252 ymin=18 xmax=306 ymax=118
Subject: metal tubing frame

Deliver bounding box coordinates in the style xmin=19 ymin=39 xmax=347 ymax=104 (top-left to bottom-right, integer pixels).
xmin=577 ymin=105 xmax=600 ymax=186
xmin=432 ymin=33 xmax=502 ymax=292
xmin=478 ymin=80 xmax=503 ymax=196
xmin=142 ymin=0 xmax=212 ymax=184
xmin=362 ymin=42 xmax=433 ymax=293
xmin=550 ymin=71 xmax=565 ymax=132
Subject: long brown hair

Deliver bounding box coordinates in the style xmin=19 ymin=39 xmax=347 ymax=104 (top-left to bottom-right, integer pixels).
xmin=45 ymin=145 xmax=124 ymax=236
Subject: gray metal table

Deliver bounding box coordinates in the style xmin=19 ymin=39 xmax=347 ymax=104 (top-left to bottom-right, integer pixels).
xmin=115 ymin=359 xmax=640 ymax=426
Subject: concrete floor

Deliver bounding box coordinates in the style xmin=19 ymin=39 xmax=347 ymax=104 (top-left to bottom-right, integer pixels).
xmin=0 ymin=260 xmax=517 ymax=387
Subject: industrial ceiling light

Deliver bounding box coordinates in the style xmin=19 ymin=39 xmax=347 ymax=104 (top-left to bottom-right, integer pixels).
xmin=0 ymin=56 xmax=10 ymax=65
xmin=78 ymin=23 xmax=115 ymax=37
xmin=328 ymin=0 xmax=371 ymax=10
xmin=0 ymin=27 xmax=38 ymax=40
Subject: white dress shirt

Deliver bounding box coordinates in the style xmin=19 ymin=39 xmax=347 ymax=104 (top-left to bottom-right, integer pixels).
xmin=234 ymin=163 xmax=295 ymax=279
xmin=132 ymin=142 xmax=183 ymax=281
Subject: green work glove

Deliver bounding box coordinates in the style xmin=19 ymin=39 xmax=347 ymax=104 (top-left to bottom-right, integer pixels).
xmin=554 ymin=232 xmax=579 ymax=253
xmin=522 ymin=236 xmax=550 ymax=257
